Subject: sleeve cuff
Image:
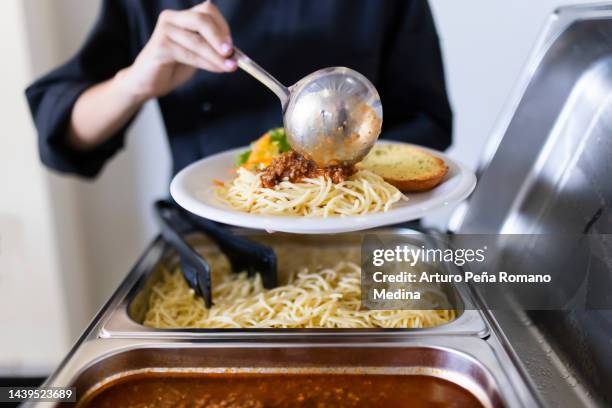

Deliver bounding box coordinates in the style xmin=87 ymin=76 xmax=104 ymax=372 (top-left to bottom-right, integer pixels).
xmin=36 ymin=81 xmax=129 ymax=178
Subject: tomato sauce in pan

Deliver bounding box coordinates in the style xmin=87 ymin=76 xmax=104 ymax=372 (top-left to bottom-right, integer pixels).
xmin=78 ymin=372 xmax=486 ymax=408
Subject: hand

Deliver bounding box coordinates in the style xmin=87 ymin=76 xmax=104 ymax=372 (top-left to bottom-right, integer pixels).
xmin=118 ymin=1 xmax=236 ymax=102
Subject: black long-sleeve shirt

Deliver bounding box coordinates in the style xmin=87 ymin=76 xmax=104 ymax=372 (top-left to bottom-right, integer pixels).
xmin=26 ymin=0 xmax=452 ymax=178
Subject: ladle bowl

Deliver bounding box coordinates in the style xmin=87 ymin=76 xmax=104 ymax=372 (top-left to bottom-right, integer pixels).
xmin=233 ymin=49 xmax=382 ymax=166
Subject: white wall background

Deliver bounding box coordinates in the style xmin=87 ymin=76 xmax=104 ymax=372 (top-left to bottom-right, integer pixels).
xmin=0 ymin=1 xmax=70 ymax=376
xmin=0 ymin=0 xmax=600 ymax=374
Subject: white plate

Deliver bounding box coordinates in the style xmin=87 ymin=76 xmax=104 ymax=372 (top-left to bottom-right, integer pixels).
xmin=171 ymin=143 xmax=476 ymax=234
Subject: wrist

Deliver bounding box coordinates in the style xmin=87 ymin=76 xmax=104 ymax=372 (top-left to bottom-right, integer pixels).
xmin=112 ymin=66 xmax=151 ymax=106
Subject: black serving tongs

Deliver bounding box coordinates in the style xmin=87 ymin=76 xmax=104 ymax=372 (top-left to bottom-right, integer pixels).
xmin=154 ymin=200 xmax=277 ymax=307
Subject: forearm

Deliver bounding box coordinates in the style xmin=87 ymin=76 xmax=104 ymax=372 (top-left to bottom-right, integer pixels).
xmin=67 ymin=67 xmax=146 ymax=151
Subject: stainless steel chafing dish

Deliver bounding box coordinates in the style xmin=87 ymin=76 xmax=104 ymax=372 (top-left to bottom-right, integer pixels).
xmin=30 ymin=4 xmax=612 ymax=407
xmin=104 ymin=231 xmax=487 ymax=339
xmin=34 ymin=229 xmax=537 ymax=408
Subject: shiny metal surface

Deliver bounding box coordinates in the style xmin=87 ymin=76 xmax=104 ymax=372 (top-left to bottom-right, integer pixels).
xmin=449 ymin=4 xmax=612 ymax=407
xmin=233 ymin=48 xmax=382 ymax=166
xmin=28 ymin=227 xmax=540 ymax=407
xmin=59 ymin=340 xmax=511 ymax=408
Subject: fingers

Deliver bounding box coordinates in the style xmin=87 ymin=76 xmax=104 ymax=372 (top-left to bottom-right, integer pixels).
xmin=160 ymin=9 xmax=231 ymax=57
xmin=193 ymin=1 xmax=231 ymax=43
xmin=158 ymin=7 xmax=236 ymax=72
xmin=167 ymin=41 xmax=219 ymax=72
xmin=165 ymin=24 xmax=227 ymax=72
xmin=169 ymin=42 xmax=230 ymax=73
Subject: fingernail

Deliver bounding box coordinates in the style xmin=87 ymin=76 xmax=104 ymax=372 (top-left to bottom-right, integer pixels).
xmin=220 ymin=43 xmax=232 ymax=55
xmin=224 ymin=59 xmax=237 ymax=70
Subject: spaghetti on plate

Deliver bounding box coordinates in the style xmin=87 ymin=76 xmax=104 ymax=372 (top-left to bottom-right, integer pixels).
xmin=214 ymin=167 xmax=403 ymax=217
xmin=211 ymin=129 xmax=405 ymax=217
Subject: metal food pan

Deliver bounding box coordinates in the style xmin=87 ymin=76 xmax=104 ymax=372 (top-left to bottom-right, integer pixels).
xmin=52 ymin=338 xmax=523 ymax=408
xmin=100 ymin=228 xmax=488 ymax=338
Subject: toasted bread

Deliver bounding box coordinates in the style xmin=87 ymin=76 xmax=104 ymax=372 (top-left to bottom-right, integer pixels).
xmin=358 ymin=144 xmax=448 ymax=192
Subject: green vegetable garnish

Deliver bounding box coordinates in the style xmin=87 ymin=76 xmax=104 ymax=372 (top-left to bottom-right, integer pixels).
xmin=237 ymin=149 xmax=252 ymax=166
xmin=235 ymin=128 xmax=289 ymax=167
xmin=269 ymin=128 xmax=291 ymax=153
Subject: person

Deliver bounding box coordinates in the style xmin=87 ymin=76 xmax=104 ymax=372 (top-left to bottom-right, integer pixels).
xmin=26 ymin=0 xmax=452 ymax=179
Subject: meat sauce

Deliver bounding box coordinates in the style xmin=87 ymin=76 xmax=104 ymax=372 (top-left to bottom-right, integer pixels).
xmin=260 ymin=151 xmax=355 ymax=188
xmin=77 ymin=372 xmax=486 ymax=408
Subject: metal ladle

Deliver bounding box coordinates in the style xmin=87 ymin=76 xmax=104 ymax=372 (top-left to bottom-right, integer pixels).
xmin=232 ymin=48 xmax=383 ymax=166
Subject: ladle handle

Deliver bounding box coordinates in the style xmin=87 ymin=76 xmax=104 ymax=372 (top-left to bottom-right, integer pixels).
xmin=232 ymin=48 xmax=290 ymax=107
